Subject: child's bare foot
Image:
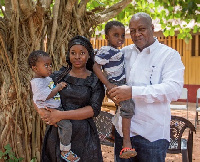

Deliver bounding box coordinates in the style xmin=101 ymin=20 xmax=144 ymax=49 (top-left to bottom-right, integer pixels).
xmin=61 ymin=150 xmax=80 ymax=162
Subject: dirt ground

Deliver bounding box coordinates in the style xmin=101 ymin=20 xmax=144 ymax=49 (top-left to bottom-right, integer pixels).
xmin=101 ymin=102 xmax=200 ymax=162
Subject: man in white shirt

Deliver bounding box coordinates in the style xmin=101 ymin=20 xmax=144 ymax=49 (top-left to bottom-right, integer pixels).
xmin=109 ymin=12 xmax=185 ymax=162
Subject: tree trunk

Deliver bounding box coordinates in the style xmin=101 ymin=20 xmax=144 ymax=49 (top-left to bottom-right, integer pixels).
xmin=0 ymin=0 xmax=131 ymax=161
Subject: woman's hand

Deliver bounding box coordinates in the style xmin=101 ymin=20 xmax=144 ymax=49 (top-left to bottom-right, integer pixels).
xmin=43 ymin=108 xmax=62 ymax=126
xmin=33 ymin=102 xmax=51 ymax=122
xmin=37 ymin=108 xmax=51 ymax=119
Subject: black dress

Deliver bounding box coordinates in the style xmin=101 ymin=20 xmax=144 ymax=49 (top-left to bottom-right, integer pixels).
xmin=41 ymin=67 xmax=105 ymax=162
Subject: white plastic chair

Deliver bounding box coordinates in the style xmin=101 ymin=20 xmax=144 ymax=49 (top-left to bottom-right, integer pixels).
xmin=170 ymin=88 xmax=188 ymax=119
xmin=195 ymin=88 xmax=200 ymax=128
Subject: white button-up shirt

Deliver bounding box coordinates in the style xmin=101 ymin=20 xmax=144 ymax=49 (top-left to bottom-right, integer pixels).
xmin=113 ymin=39 xmax=185 ymax=142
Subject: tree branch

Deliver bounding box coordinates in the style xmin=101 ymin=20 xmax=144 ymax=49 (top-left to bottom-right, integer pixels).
xmin=77 ymin=0 xmax=90 ymax=15
xmin=40 ymin=0 xmax=52 ymax=9
xmin=4 ymin=0 xmax=12 ymax=19
xmin=18 ymin=0 xmax=33 ymax=16
xmin=100 ymin=0 xmax=132 ymax=15
xmin=96 ymin=0 xmax=132 ymax=23
xmin=50 ymin=0 xmax=60 ymax=52
xmin=73 ymin=7 xmax=84 ymax=35
xmin=65 ymin=0 xmax=77 ymax=11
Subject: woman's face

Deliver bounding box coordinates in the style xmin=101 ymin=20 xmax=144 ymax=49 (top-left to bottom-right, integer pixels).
xmin=69 ymin=44 xmax=90 ymax=69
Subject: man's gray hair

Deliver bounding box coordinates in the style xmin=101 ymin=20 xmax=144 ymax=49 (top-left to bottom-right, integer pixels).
xmin=131 ymin=12 xmax=152 ymax=25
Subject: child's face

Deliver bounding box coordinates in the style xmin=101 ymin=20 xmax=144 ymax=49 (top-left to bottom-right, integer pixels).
xmin=69 ymin=44 xmax=90 ymax=69
xmin=32 ymin=56 xmax=52 ymax=78
xmin=106 ymin=25 xmax=125 ymax=49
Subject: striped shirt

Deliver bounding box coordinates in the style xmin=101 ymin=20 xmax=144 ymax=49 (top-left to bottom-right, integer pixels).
xmin=95 ymin=46 xmax=125 ymax=81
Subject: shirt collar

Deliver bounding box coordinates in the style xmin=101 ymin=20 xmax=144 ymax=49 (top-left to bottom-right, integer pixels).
xmin=133 ymin=37 xmax=159 ymax=54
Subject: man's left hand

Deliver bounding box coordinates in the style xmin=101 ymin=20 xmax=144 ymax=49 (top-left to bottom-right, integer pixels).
xmin=108 ymin=85 xmax=132 ymax=104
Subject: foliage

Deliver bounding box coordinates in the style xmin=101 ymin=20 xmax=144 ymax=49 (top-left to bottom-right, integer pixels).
xmin=88 ymin=0 xmax=200 ymax=41
xmin=0 ymin=144 xmax=23 ymax=162
xmin=0 ymin=0 xmax=199 ymax=40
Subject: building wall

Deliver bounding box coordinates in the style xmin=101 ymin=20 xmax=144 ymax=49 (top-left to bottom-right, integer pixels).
xmin=91 ymin=33 xmax=200 ymax=102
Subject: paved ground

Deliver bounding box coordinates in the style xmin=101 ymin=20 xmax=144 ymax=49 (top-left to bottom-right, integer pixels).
xmin=101 ymin=102 xmax=200 ymax=162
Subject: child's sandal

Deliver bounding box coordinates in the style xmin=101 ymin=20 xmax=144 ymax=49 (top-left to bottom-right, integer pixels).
xmin=61 ymin=150 xmax=80 ymax=162
xmin=119 ymin=147 xmax=137 ymax=159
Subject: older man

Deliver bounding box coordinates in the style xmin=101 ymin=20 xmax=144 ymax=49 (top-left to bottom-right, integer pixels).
xmin=109 ymin=12 xmax=185 ymax=162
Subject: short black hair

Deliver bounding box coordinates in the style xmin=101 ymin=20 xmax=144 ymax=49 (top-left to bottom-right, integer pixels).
xmin=105 ymin=21 xmax=125 ymax=35
xmin=28 ymin=50 xmax=49 ymax=68
xmin=66 ymin=35 xmax=94 ymax=71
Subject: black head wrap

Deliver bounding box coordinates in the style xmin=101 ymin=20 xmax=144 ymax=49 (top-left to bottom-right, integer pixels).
xmin=66 ymin=35 xmax=94 ymax=71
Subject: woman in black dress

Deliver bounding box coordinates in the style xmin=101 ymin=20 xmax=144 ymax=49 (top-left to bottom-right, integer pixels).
xmin=38 ymin=36 xmax=105 ymax=162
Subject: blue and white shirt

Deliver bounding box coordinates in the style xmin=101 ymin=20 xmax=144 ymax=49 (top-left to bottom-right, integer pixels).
xmin=95 ymin=46 xmax=125 ymax=81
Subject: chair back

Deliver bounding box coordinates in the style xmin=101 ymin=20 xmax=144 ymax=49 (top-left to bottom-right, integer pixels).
xmin=197 ymin=88 xmax=200 ymax=99
xmin=195 ymin=88 xmax=200 ymax=128
xmin=168 ymin=116 xmax=196 ymax=162
xmin=170 ymin=88 xmax=189 ymax=118
xmin=94 ymin=111 xmax=114 ymax=147
xmin=196 ymin=88 xmax=200 ymax=108
xmin=179 ymin=88 xmax=188 ymax=100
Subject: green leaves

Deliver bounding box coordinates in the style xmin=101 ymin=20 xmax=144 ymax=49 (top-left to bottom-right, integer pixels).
xmin=112 ymin=0 xmax=199 ymax=41
xmin=1 ymin=0 xmax=199 ymax=41
xmin=0 ymin=0 xmax=4 ymax=17
xmin=170 ymin=28 xmax=175 ymax=36
xmin=117 ymin=10 xmax=125 ymax=20
xmin=0 ymin=0 xmax=5 ymax=5
xmin=87 ymin=0 xmax=104 ymax=10
xmin=93 ymin=0 xmax=199 ymax=41
xmin=0 ymin=144 xmax=24 ymax=162
xmin=177 ymin=28 xmax=193 ymax=44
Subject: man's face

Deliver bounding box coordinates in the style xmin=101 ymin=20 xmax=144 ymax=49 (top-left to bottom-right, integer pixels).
xmin=129 ymin=17 xmax=154 ymax=51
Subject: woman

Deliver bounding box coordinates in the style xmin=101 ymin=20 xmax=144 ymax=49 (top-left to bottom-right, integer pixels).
xmin=36 ymin=36 xmax=105 ymax=162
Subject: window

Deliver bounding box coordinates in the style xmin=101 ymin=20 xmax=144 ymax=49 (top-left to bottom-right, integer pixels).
xmin=191 ymin=35 xmax=195 ymax=56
